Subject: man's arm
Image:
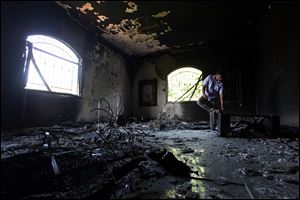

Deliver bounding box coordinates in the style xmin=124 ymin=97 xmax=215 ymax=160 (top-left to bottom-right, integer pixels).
xmin=202 ymin=85 xmax=207 ymax=99
xmin=219 ymin=85 xmax=224 ymax=110
xmin=220 ymin=94 xmax=224 ymax=110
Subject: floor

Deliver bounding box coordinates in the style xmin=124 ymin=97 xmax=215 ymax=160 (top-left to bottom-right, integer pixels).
xmin=1 ymin=121 xmax=299 ymax=199
xmin=143 ymin=129 xmax=299 ymax=199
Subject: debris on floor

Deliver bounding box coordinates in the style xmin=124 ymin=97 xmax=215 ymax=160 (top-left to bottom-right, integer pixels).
xmin=1 ymin=120 xmax=299 ymax=199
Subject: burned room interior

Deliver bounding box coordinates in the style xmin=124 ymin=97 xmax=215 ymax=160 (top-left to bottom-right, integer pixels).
xmin=1 ymin=1 xmax=299 ymax=199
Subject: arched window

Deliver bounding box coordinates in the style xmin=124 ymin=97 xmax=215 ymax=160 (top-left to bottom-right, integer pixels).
xmin=24 ymin=35 xmax=82 ymax=96
xmin=167 ymin=67 xmax=203 ymax=102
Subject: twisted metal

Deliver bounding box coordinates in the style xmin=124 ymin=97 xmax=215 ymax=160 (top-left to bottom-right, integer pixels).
xmin=90 ymin=94 xmax=147 ymax=146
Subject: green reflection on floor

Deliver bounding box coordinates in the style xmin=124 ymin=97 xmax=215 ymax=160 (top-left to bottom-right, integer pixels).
xmin=167 ymin=147 xmax=207 ymax=198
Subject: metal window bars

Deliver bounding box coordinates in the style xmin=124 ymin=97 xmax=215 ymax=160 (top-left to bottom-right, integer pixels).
xmin=174 ymin=74 xmax=202 ymax=102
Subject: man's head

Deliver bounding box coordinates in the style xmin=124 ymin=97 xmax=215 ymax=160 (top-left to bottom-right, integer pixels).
xmin=215 ymin=70 xmax=222 ymax=81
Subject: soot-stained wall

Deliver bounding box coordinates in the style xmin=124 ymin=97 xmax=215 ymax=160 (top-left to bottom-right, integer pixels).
xmin=255 ymin=2 xmax=299 ymax=127
xmin=132 ymin=43 xmax=257 ymax=121
xmin=1 ymin=2 xmax=130 ymax=129
xmin=131 ymin=57 xmax=209 ymax=121
xmin=77 ymin=43 xmax=131 ymax=122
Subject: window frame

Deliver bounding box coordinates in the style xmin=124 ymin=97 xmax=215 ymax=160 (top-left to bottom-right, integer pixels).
xmin=23 ymin=35 xmax=83 ymax=98
xmin=167 ymin=67 xmax=203 ymax=103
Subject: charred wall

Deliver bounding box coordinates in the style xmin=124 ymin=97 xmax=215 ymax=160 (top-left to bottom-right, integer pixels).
xmin=255 ymin=2 xmax=299 ymax=127
xmin=1 ymin=1 xmax=131 ymax=129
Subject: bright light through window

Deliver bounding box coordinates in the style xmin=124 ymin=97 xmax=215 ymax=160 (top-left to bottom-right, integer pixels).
xmin=24 ymin=35 xmax=81 ymax=96
xmin=168 ymin=67 xmax=203 ymax=102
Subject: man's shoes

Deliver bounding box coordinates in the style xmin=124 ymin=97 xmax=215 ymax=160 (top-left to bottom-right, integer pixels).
xmin=210 ymin=126 xmax=218 ymax=131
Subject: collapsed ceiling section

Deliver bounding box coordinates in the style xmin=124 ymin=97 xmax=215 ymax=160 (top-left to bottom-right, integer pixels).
xmin=57 ymin=1 xmax=174 ymax=56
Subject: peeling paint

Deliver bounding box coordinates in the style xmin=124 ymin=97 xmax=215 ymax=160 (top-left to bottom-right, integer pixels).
xmin=125 ymin=1 xmax=138 ymax=13
xmin=58 ymin=1 xmax=171 ymax=55
xmin=97 ymin=15 xmax=109 ymax=22
xmin=164 ymin=26 xmax=172 ymax=33
xmin=152 ymin=11 xmax=171 ymax=18
xmin=105 ymin=18 xmax=141 ymax=34
xmin=76 ymin=2 xmax=94 ymax=14
xmin=102 ymin=29 xmax=167 ymax=55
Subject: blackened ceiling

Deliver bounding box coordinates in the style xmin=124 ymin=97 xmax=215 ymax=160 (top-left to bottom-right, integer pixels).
xmin=57 ymin=1 xmax=265 ymax=57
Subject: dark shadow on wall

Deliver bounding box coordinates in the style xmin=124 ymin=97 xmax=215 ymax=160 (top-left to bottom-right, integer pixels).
xmin=255 ymin=1 xmax=299 ymax=127
xmin=269 ymin=67 xmax=284 ymax=116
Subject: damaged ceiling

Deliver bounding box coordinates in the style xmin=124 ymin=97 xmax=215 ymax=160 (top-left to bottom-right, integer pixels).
xmin=57 ymin=1 xmax=264 ymax=56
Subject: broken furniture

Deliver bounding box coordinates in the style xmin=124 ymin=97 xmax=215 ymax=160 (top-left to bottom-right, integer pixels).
xmin=218 ymin=113 xmax=280 ymax=137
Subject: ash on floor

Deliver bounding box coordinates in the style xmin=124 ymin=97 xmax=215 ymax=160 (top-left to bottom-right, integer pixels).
xmin=1 ymin=122 xmax=299 ymax=199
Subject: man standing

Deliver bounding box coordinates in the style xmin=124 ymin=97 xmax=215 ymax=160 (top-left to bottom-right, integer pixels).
xmin=197 ymin=70 xmax=224 ymax=130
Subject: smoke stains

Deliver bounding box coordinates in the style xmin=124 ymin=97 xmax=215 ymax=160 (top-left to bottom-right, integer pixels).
xmin=76 ymin=2 xmax=94 ymax=14
xmin=152 ymin=11 xmax=171 ymax=18
xmin=125 ymin=1 xmax=138 ymax=13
